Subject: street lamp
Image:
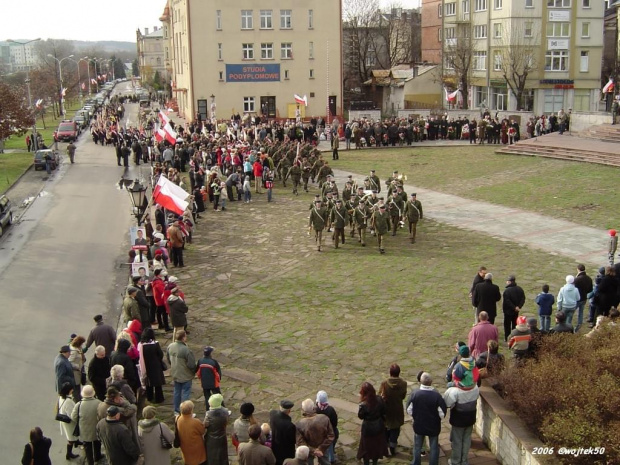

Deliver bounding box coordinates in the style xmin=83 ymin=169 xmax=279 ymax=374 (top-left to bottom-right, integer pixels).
xmin=47 ymin=53 xmax=74 ymax=116
xmin=7 ymin=38 xmax=41 ymax=150
xmin=127 ymin=179 xmax=148 ymax=225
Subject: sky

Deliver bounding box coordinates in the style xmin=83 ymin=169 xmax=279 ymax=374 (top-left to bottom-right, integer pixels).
xmin=5 ymin=0 xmax=421 ymax=43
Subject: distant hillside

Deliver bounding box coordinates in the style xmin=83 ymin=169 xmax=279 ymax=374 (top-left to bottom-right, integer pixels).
xmin=73 ymin=40 xmax=136 ymax=54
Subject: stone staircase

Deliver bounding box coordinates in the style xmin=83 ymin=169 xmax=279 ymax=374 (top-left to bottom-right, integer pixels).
xmin=496 ymin=131 xmax=620 ymax=168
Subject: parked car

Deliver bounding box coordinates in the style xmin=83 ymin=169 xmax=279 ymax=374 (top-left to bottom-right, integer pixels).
xmin=0 ymin=194 xmax=13 ymax=237
xmin=33 ymin=149 xmax=60 ymax=171
xmin=73 ymin=114 xmax=87 ymax=129
xmin=55 ymin=120 xmax=80 ymax=142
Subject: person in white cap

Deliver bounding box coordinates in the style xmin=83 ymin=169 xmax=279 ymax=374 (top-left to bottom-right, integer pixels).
xmin=557 ymin=275 xmax=581 ymax=326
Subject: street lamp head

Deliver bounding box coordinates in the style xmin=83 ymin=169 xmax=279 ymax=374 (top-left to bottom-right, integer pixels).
xmin=128 ymin=179 xmax=148 ymax=211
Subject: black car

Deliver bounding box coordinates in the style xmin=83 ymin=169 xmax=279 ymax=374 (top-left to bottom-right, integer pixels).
xmin=0 ymin=195 xmax=13 ymax=237
xmin=34 ymin=149 xmax=60 ymax=171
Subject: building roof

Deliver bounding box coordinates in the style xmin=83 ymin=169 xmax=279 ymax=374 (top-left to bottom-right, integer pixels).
xmin=145 ymin=29 xmax=163 ymax=38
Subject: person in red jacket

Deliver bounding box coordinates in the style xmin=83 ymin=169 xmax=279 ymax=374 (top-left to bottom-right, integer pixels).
xmin=253 ymin=160 xmax=263 ymax=193
xmin=151 ymin=269 xmax=172 ymax=332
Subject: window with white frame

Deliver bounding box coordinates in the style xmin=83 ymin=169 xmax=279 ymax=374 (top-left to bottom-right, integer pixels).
xmin=280 ymin=10 xmax=292 ymax=29
xmin=582 ymin=22 xmax=590 ymax=37
xmin=260 ymin=10 xmax=273 ymax=29
xmin=545 ymin=50 xmax=568 ymax=71
xmin=216 ymin=10 xmax=222 ymax=30
xmin=243 ymin=97 xmax=255 ymax=113
xmin=582 ymin=0 xmax=590 ymax=6
xmin=446 ymin=27 xmax=456 ymax=39
xmin=473 ymin=51 xmax=487 ymax=70
xmin=475 ymin=0 xmax=487 ymax=11
xmin=308 ymin=9 xmax=313 ymax=28
xmin=474 ymin=25 xmax=487 ymax=39
xmin=242 ymin=43 xmax=254 ymax=59
xmin=217 ymin=43 xmax=222 ymax=60
xmin=580 ymin=51 xmax=589 ymax=72
xmin=546 ymin=22 xmax=570 ymax=37
xmin=547 ymin=0 xmax=570 ymax=7
xmin=309 ymin=41 xmax=314 ymax=59
xmin=526 ymin=0 xmax=533 ymax=7
xmin=494 ymin=52 xmax=502 ymax=70
xmin=445 ymin=56 xmax=455 ymax=69
xmin=494 ymin=0 xmax=502 ymax=8
xmin=438 ymin=4 xmax=442 ymax=17
xmin=525 ymin=22 xmax=533 ymax=37
xmin=281 ymin=42 xmax=293 ymax=59
xmin=493 ymin=23 xmax=502 ymax=38
xmin=445 ymin=2 xmax=456 ymax=15
xmin=241 ymin=10 xmax=253 ymax=29
xmin=309 ymin=69 xmax=315 ymax=79
xmin=366 ymin=44 xmax=376 ymax=66
xmin=463 ymin=0 xmax=470 ymax=13
xmin=261 ymin=43 xmax=273 ymax=59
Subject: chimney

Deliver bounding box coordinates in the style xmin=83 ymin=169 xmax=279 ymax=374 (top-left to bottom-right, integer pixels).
xmin=145 ymin=27 xmax=149 ymax=35
xmin=153 ymin=26 xmax=158 ymax=31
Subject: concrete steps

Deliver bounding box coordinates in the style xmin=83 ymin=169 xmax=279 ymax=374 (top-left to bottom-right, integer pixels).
xmin=580 ymin=123 xmax=620 ymax=143
xmin=497 ymin=142 xmax=620 ymax=167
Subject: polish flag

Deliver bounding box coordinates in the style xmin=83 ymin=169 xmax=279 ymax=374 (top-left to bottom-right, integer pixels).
xmin=603 ymin=78 xmax=614 ymax=93
xmin=294 ymin=94 xmax=307 ymax=106
xmin=153 ymin=175 xmax=189 ymax=215
xmin=35 ymin=99 xmax=43 ymax=108
xmin=158 ymin=110 xmax=170 ymax=125
xmin=447 ymin=89 xmax=460 ymax=103
xmin=154 ymin=127 xmax=166 ymax=142
xmin=61 ymin=87 xmax=67 ymax=97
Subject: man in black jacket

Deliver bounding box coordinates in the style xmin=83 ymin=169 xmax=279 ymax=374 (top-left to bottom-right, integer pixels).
xmin=469 ymin=266 xmax=487 ymax=324
xmin=270 ymin=400 xmax=297 ymax=465
xmin=96 ymin=406 xmax=140 ymax=465
xmin=503 ymin=275 xmax=526 ymax=341
xmin=472 ymin=273 xmax=501 ymax=324
xmin=573 ymin=264 xmax=593 ymax=331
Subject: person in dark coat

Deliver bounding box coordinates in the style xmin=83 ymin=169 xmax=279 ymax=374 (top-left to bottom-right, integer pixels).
xmin=573 ymin=264 xmax=593 ymax=331
xmin=472 ymin=273 xmax=501 ymax=324
xmin=469 ymin=266 xmax=487 ymax=324
xmin=54 ymin=345 xmax=75 ymax=394
xmin=315 ymin=391 xmax=338 ymax=463
xmin=155 ymin=205 xmax=166 ymax=237
xmin=196 ymin=346 xmax=222 ymax=409
xmin=203 ymin=393 xmax=229 ymax=465
xmin=88 ymin=346 xmax=112 ymax=401
xmin=84 ymin=315 xmax=117 ymax=357
xmin=378 ymin=364 xmax=407 ymax=456
xmin=137 ymin=328 xmax=166 ymax=403
xmin=168 ymin=285 xmax=189 ymax=335
xmin=110 ymin=339 xmax=139 ymax=392
xmin=596 ymin=266 xmax=617 ymax=317
xmin=270 ymin=400 xmax=297 ymax=465
xmin=96 ymin=406 xmax=140 ymax=465
xmin=356 ymin=382 xmax=388 ymax=465
xmin=21 ymin=427 xmax=52 ymax=465
xmin=503 ymin=275 xmax=526 ymax=341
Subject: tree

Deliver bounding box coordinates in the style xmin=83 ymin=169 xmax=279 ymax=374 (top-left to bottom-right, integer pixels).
xmin=111 ymin=55 xmax=127 ymax=79
xmin=372 ymin=3 xmax=414 ymax=70
xmin=132 ymin=59 xmax=139 ymax=78
xmin=443 ymin=25 xmax=475 ymax=110
xmin=0 ymin=82 xmax=35 ymax=140
xmin=496 ymin=21 xmax=539 ymax=111
xmin=152 ymin=70 xmax=162 ymax=91
xmin=343 ymin=0 xmax=381 ymax=91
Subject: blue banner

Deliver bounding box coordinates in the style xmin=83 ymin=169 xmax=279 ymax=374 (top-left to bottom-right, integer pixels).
xmin=226 ymin=64 xmax=280 ymax=82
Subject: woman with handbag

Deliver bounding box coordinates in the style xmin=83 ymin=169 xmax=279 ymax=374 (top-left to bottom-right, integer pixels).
xmin=356 ymin=382 xmax=389 ymax=465
xmin=69 ymin=336 xmax=87 ymax=401
xmin=138 ymin=406 xmax=175 ymax=465
xmin=57 ymin=382 xmax=81 ymax=460
xmin=21 ymin=427 xmax=52 ymax=465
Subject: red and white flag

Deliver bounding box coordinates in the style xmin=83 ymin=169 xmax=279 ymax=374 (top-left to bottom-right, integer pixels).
xmin=447 ymin=89 xmax=460 ymax=103
xmin=603 ymin=78 xmax=614 ymax=93
xmin=158 ymin=110 xmax=170 ymax=125
xmin=35 ymin=99 xmax=43 ymax=108
xmin=294 ymin=94 xmax=307 ymax=106
xmin=153 ymin=175 xmax=189 ymax=215
xmin=61 ymin=87 xmax=67 ymax=97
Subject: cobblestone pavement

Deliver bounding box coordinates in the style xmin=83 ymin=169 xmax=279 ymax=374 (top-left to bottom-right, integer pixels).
xmin=151 ymin=167 xmax=584 ymax=464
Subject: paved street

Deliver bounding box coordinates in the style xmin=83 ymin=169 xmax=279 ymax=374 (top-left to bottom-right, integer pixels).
xmin=0 ymin=83 xmax=141 ymax=463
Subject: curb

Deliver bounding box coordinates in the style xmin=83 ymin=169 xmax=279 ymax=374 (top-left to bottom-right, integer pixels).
xmin=2 ymin=163 xmax=33 ymax=196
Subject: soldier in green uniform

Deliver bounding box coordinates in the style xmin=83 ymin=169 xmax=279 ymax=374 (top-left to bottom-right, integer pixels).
xmin=279 ymin=156 xmax=292 ymax=187
xmin=404 ymin=192 xmax=423 ymax=243
xmin=310 ymin=155 xmax=324 ymax=184
xmin=317 ymin=161 xmax=334 ymax=188
xmin=323 ymin=191 xmax=335 ymax=232
xmin=372 ymin=204 xmax=391 ymax=254
xmin=388 ymin=190 xmax=404 ymax=236
xmin=290 ymin=161 xmax=302 ymax=195
xmin=385 ymin=170 xmax=400 ymax=197
xmin=321 ymin=174 xmax=338 ymax=198
xmin=346 ymin=174 xmax=358 ymax=192
xmin=342 ymin=181 xmax=353 ymax=202
xmin=354 ymin=198 xmax=371 ymax=246
xmin=369 ymin=170 xmax=381 ymax=193
xmin=309 ymin=199 xmax=328 ymax=252
xmin=345 ymin=193 xmax=357 ymax=238
xmin=302 ymin=158 xmax=312 ymax=192
xmin=330 ymin=199 xmax=349 ymax=249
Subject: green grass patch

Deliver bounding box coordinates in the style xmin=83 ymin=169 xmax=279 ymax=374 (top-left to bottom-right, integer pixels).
xmin=0 ymin=152 xmax=34 ymax=194
xmin=335 ymin=146 xmax=620 ymax=229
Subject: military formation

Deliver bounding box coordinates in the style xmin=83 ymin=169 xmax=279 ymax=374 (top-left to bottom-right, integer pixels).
xmin=308 ymin=170 xmax=423 ymax=254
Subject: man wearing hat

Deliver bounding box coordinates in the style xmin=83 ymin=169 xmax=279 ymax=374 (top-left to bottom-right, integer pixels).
xmin=354 ymin=197 xmax=371 ymax=246
xmin=270 ymin=400 xmax=297 ymax=465
xmin=388 ymin=185 xmax=405 ymax=236
xmin=502 ymin=275 xmax=526 ymax=342
xmin=371 ymin=203 xmax=391 ymax=254
xmin=55 ymin=345 xmax=75 ymax=394
xmin=330 ymin=199 xmax=349 ymax=249
xmin=96 ymin=405 xmax=140 ymax=465
xmin=196 ymin=346 xmax=222 ymax=410
xmin=320 ymin=174 xmax=338 ymax=199
xmin=404 ymin=193 xmax=423 ymax=244
xmin=369 ymin=170 xmax=381 ymax=193
xmin=309 ymin=199 xmax=328 ymax=252
xmin=84 ymin=314 xmax=117 ymax=357
xmin=122 ymin=287 xmax=140 ymax=324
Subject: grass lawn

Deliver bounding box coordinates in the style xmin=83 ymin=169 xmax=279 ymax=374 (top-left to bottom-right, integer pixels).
xmin=335 ymin=146 xmax=620 ymax=229
xmin=0 ymin=152 xmax=33 ymax=194
xmin=3 ymin=100 xmax=83 ymax=151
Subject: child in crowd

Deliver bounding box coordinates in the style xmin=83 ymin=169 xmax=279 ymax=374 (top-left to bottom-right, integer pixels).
xmin=535 ymin=284 xmax=555 ymax=332
xmin=243 ymin=174 xmax=252 ymax=203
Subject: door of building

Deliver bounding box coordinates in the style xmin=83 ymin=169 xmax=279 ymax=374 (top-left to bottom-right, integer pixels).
xmin=328 ymin=95 xmax=337 ymax=119
xmin=260 ymin=96 xmax=276 ymax=118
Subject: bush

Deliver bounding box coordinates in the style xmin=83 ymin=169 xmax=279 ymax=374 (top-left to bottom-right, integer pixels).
xmin=497 ymin=325 xmax=620 ymax=465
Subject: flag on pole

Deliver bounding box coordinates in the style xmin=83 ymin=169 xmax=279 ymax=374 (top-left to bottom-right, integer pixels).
xmin=35 ymin=99 xmax=43 ymax=108
xmin=153 ymin=175 xmax=189 ymax=215
xmin=448 ymin=89 xmax=460 ymax=103
xmin=158 ymin=110 xmax=171 ymax=125
xmin=61 ymin=88 xmax=67 ymax=97
xmin=603 ymin=78 xmax=614 ymax=93
xmin=294 ymin=94 xmax=308 ymax=106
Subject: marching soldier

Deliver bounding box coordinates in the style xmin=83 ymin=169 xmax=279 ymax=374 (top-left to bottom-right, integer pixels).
xmin=404 ymin=192 xmax=423 ymax=243
xmin=346 ymin=174 xmax=358 ymax=192
xmin=317 ymin=161 xmax=334 ymax=188
xmin=323 ymin=191 xmax=335 ymax=232
xmin=302 ymin=157 xmax=312 ymax=192
xmin=345 ymin=193 xmax=357 ymax=238
xmin=280 ymin=156 xmax=291 ymax=187
xmin=309 ymin=199 xmax=328 ymax=252
xmin=342 ymin=181 xmax=353 ymax=202
xmin=372 ymin=204 xmax=391 ymax=254
xmin=354 ymin=198 xmax=371 ymax=246
xmin=290 ymin=161 xmax=302 ymax=195
xmin=369 ymin=170 xmax=381 ymax=193
xmin=330 ymin=199 xmax=349 ymax=248
xmin=388 ymin=188 xmax=405 ymax=236
xmin=321 ymin=174 xmax=338 ymax=198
